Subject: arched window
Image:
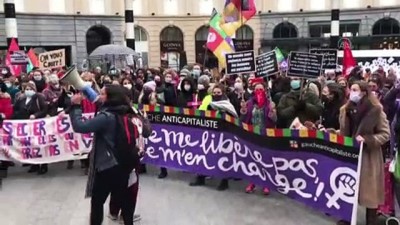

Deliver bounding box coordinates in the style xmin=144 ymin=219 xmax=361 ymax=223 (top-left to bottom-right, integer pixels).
xmin=86 ymin=25 xmax=111 ymax=55
xmin=160 ymin=26 xmax=184 ymax=42
xmin=273 ymin=22 xmax=298 ymax=39
xmin=235 ymin=25 xmax=254 ymax=40
xmin=135 ymin=26 xmax=148 ymax=42
xmin=372 ymin=18 xmax=400 ymax=36
xmin=195 ymin=26 xmax=209 ymax=41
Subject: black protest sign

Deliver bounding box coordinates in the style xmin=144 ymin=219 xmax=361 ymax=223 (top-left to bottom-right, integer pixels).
xmin=310 ymin=49 xmax=338 ymax=70
xmin=256 ymin=50 xmax=279 ymax=77
xmin=225 ymin=50 xmax=256 ymax=74
xmin=288 ymin=52 xmax=324 ymax=78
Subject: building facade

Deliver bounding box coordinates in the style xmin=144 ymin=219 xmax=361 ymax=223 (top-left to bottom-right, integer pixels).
xmin=0 ymin=0 xmax=399 ymax=69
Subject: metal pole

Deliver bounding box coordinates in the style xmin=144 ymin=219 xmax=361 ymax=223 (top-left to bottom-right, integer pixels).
xmin=4 ymin=0 xmax=18 ymax=47
xmin=125 ymin=0 xmax=135 ymax=50
xmin=330 ymin=0 xmax=340 ymax=49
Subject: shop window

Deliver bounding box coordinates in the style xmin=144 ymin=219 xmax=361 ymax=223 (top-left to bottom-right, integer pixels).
xmin=273 ymin=22 xmax=298 ymax=39
xmin=372 ymin=18 xmax=400 ymax=36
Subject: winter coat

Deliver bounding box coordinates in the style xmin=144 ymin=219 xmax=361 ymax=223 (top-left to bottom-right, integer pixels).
xmin=339 ymin=99 xmax=390 ymax=208
xmin=13 ymin=93 xmax=47 ymax=119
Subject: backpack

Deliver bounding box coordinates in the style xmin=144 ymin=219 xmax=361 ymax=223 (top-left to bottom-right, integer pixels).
xmin=111 ymin=114 xmax=140 ymax=173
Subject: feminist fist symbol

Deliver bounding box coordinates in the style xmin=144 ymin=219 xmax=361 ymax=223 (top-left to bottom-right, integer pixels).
xmin=325 ymin=168 xmax=357 ymax=209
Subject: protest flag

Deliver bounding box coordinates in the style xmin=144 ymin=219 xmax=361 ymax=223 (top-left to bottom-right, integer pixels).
xmin=26 ymin=48 xmax=39 ymax=73
xmin=207 ymin=9 xmax=235 ymax=68
xmin=274 ymin=47 xmax=285 ymax=63
xmin=342 ymin=39 xmax=356 ymax=77
xmin=220 ymin=0 xmax=256 ymax=37
xmin=5 ymin=38 xmax=22 ymax=76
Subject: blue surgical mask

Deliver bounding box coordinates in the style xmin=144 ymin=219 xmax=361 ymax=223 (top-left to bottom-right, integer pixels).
xmin=349 ymin=91 xmax=362 ymax=103
xmin=290 ymin=80 xmax=301 ymax=90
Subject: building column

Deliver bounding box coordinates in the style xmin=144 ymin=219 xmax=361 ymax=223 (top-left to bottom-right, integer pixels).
xmin=330 ymin=0 xmax=340 ymax=49
xmin=125 ymin=0 xmax=135 ymax=50
xmin=4 ymin=0 xmax=18 ymax=47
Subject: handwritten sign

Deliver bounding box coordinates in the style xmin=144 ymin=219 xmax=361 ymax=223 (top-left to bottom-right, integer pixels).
xmin=256 ymin=50 xmax=279 ymax=77
xmin=10 ymin=50 xmax=28 ymax=65
xmin=288 ymin=52 xmax=324 ymax=78
xmin=225 ymin=50 xmax=256 ymax=74
xmin=310 ymin=49 xmax=338 ymax=70
xmin=39 ymin=49 xmax=66 ymax=70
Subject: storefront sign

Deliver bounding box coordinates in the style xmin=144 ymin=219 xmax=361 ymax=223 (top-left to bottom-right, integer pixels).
xmin=288 ymin=52 xmax=324 ymax=78
xmin=161 ymin=41 xmax=184 ymax=52
xmin=225 ymin=50 xmax=256 ymax=74
xmin=233 ymin=39 xmax=254 ymax=51
xmin=38 ymin=49 xmax=66 ymax=70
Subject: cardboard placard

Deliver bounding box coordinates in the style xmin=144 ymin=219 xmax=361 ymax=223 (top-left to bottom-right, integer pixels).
xmin=10 ymin=50 xmax=28 ymax=65
xmin=256 ymin=50 xmax=279 ymax=77
xmin=309 ymin=49 xmax=338 ymax=70
xmin=288 ymin=52 xmax=324 ymax=78
xmin=225 ymin=50 xmax=256 ymax=74
xmin=39 ymin=49 xmax=66 ymax=69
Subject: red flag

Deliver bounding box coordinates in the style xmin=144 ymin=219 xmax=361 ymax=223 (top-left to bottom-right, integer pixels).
xmin=5 ymin=38 xmax=22 ymax=76
xmin=27 ymin=48 xmax=39 ymax=67
xmin=342 ymin=39 xmax=356 ymax=77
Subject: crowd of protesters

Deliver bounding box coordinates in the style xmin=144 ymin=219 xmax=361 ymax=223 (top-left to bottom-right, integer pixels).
xmin=0 ymin=63 xmax=399 ymax=225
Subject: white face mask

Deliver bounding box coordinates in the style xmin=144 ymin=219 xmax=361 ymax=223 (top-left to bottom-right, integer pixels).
xmin=4 ymin=82 xmax=11 ymax=88
xmin=25 ymin=90 xmax=35 ymax=97
xmin=1 ymin=69 xmax=8 ymax=75
xmin=34 ymin=75 xmax=42 ymax=81
xmin=197 ymin=84 xmax=205 ymax=90
xmin=184 ymin=85 xmax=191 ymax=91
xmin=234 ymin=82 xmax=244 ymax=91
xmin=349 ymin=91 xmax=362 ymax=103
xmin=124 ymin=84 xmax=133 ymax=90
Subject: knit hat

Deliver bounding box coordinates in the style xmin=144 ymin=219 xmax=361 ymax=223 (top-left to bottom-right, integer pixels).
xmin=198 ymin=75 xmax=210 ymax=86
xmin=180 ymin=68 xmax=190 ymax=77
xmin=26 ymin=82 xmax=37 ymax=91
xmin=143 ymin=81 xmax=156 ymax=92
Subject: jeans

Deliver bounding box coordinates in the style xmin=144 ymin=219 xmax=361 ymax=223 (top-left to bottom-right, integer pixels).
xmin=90 ymin=166 xmax=133 ymax=225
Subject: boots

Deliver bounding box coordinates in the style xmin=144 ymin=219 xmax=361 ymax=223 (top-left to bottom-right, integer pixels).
xmin=366 ymin=208 xmax=378 ymax=225
xmin=217 ymin=179 xmax=229 ymax=191
xmin=189 ymin=175 xmax=206 ymax=186
xmin=38 ymin=164 xmax=48 ymax=175
xmin=158 ymin=167 xmax=168 ymax=179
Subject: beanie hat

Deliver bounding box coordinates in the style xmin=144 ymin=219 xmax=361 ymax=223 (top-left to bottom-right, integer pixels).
xmin=198 ymin=75 xmax=210 ymax=86
xmin=180 ymin=69 xmax=190 ymax=77
xmin=26 ymin=82 xmax=37 ymax=91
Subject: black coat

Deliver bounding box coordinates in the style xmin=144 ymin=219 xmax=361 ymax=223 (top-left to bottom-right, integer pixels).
xmin=13 ymin=94 xmax=48 ymax=119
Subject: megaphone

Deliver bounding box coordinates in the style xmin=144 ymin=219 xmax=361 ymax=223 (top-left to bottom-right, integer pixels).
xmin=60 ymin=65 xmax=99 ymax=103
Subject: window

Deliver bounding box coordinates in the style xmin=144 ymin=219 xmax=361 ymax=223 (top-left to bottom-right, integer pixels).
xmin=309 ymin=0 xmax=326 ymax=11
xmin=49 ymin=0 xmax=65 ymax=13
xmin=14 ymin=0 xmax=24 ymax=12
xmin=89 ymin=0 xmax=105 ymax=14
xmin=277 ymin=0 xmax=294 ymax=12
xmin=372 ymin=18 xmax=400 ymax=35
xmin=160 ymin=26 xmax=183 ymax=41
xmin=164 ymin=0 xmax=178 ymax=15
xmin=195 ymin=26 xmax=209 ymax=41
xmin=199 ymin=0 xmax=213 ymax=15
xmin=133 ymin=0 xmax=142 ymax=15
xmin=339 ymin=23 xmax=359 ymax=37
xmin=341 ymin=0 xmax=360 ymax=9
xmin=379 ymin=0 xmax=396 ymax=7
xmin=309 ymin=24 xmax=330 ymax=37
xmin=135 ymin=27 xmax=147 ymax=41
xmin=273 ymin=23 xmax=298 ymax=38
xmin=236 ymin=25 xmax=254 ymax=40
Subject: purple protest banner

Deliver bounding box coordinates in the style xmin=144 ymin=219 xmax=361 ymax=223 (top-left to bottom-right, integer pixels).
xmin=141 ymin=108 xmax=362 ymax=224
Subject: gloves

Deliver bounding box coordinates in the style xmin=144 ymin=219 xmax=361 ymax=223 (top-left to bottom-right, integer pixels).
xmin=295 ymin=100 xmax=306 ymax=111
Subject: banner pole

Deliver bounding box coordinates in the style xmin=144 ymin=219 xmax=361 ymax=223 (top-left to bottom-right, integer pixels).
xmin=351 ymin=141 xmax=364 ymax=225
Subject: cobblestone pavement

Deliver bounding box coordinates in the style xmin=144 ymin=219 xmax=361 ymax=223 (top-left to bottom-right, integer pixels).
xmin=0 ymin=163 xmax=374 ymax=225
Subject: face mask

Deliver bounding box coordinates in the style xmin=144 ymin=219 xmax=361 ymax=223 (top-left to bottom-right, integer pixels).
xmin=198 ymin=84 xmax=205 ymax=90
xmin=254 ymin=89 xmax=267 ymax=108
xmin=25 ymin=90 xmax=35 ymax=97
xmin=349 ymin=91 xmax=362 ymax=103
xmin=290 ymin=80 xmax=301 ymax=90
xmin=124 ymin=84 xmax=132 ymax=90
xmin=5 ymin=82 xmax=11 ymax=88
xmin=193 ymin=70 xmax=201 ymax=77
xmin=184 ymin=85 xmax=191 ymax=91
xmin=84 ymin=81 xmax=92 ymax=87
xmin=34 ymin=75 xmax=42 ymax=81
xmin=234 ymin=82 xmax=244 ymax=92
xmin=1 ymin=69 xmax=8 ymax=75
xmin=165 ymin=77 xmax=172 ymax=83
